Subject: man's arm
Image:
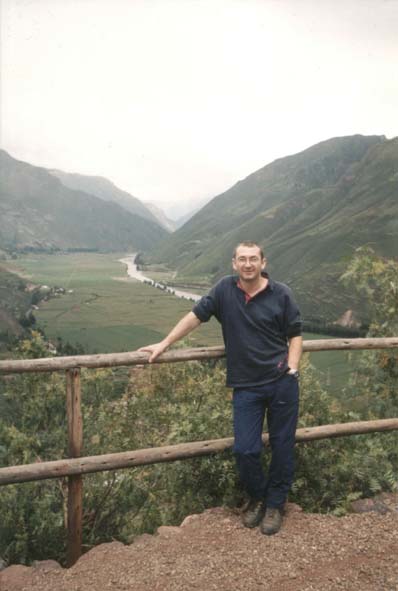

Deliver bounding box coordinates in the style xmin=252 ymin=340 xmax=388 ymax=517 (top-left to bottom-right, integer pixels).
xmin=287 ymin=335 xmax=303 ymax=371
xmin=138 ymin=311 xmax=201 ymax=363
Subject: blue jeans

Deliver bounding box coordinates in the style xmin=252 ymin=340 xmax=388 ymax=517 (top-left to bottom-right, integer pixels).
xmin=233 ymin=373 xmax=299 ymax=509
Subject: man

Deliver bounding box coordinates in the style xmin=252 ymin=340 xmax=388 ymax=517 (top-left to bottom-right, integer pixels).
xmin=139 ymin=241 xmax=302 ymax=535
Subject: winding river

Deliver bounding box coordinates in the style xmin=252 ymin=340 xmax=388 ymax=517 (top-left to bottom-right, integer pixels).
xmin=118 ymin=254 xmax=202 ymax=302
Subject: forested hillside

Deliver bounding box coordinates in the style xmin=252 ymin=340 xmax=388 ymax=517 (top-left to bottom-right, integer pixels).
xmin=48 ymin=170 xmax=161 ymax=227
xmin=149 ymin=135 xmax=398 ymax=322
xmin=0 ymin=151 xmax=168 ymax=253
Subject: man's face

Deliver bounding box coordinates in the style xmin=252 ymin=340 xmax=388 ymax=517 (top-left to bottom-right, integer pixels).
xmin=232 ymin=245 xmax=266 ymax=282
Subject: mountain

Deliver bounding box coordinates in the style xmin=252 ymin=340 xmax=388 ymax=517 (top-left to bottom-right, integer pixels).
xmin=49 ymin=170 xmax=160 ymax=226
xmin=173 ymin=203 xmax=207 ymax=229
xmin=143 ymin=202 xmax=176 ymax=232
xmin=0 ymin=150 xmax=168 ymax=252
xmin=149 ymin=135 xmax=398 ymax=322
xmin=166 ymin=195 xmax=214 ymax=228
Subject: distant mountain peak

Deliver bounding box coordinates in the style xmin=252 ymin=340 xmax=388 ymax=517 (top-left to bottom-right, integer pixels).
xmin=143 ymin=202 xmax=176 ymax=232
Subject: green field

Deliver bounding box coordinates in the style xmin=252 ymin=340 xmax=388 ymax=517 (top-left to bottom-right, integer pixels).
xmin=5 ymin=253 xmax=223 ymax=353
xmin=5 ymin=253 xmax=357 ymax=395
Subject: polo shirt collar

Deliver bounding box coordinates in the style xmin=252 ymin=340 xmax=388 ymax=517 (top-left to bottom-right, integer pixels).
xmin=261 ymin=271 xmax=274 ymax=291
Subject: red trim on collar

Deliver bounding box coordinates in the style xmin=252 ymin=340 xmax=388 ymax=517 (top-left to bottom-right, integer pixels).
xmin=237 ymin=279 xmax=268 ymax=303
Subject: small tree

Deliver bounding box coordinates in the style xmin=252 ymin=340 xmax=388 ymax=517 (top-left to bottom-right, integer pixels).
xmin=340 ymin=246 xmax=398 ymax=417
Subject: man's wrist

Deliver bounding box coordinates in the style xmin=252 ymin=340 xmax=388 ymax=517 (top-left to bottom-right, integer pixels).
xmin=286 ymin=367 xmax=299 ymax=378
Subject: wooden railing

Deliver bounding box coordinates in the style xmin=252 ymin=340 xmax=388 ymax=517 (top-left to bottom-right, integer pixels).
xmin=0 ymin=337 xmax=398 ymax=566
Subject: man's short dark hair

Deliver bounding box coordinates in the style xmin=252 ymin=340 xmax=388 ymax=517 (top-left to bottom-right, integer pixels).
xmin=233 ymin=241 xmax=265 ymax=260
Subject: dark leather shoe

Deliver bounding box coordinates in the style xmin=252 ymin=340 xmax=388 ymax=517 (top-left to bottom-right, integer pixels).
xmin=242 ymin=499 xmax=266 ymax=528
xmin=260 ymin=507 xmax=283 ymax=535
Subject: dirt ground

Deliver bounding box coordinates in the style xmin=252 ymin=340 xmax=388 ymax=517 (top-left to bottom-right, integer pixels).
xmin=2 ymin=503 xmax=398 ymax=591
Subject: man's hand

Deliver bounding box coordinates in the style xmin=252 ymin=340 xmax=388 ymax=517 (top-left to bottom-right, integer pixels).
xmin=138 ymin=311 xmax=201 ymax=363
xmin=138 ymin=341 xmax=168 ymax=363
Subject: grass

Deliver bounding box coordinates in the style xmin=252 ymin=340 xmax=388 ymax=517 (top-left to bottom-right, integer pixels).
xmin=4 ymin=253 xmax=223 ymax=353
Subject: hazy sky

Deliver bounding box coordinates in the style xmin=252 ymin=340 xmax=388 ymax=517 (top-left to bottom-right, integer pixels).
xmin=1 ymin=0 xmax=398 ymax=213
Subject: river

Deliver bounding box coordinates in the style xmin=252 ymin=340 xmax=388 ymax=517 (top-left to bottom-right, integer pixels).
xmin=118 ymin=254 xmax=202 ymax=302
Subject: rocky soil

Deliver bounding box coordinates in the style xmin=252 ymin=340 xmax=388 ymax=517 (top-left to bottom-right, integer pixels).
xmin=2 ymin=499 xmax=398 ymax=591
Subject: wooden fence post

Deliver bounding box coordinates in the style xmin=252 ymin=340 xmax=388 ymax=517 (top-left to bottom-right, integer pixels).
xmin=66 ymin=368 xmax=83 ymax=567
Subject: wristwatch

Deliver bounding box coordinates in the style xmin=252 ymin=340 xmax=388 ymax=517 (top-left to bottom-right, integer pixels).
xmin=286 ymin=367 xmax=300 ymax=378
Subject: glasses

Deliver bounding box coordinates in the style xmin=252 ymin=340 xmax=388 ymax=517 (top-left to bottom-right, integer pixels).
xmin=235 ymin=256 xmax=262 ymax=264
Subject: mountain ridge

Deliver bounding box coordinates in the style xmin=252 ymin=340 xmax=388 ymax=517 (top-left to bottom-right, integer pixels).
xmin=0 ymin=150 xmax=168 ymax=252
xmin=148 ymin=134 xmax=397 ymax=321
xmin=48 ymin=169 xmax=162 ymax=227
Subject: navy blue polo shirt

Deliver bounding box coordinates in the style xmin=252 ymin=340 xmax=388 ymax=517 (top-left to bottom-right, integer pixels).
xmin=192 ymin=272 xmax=302 ymax=388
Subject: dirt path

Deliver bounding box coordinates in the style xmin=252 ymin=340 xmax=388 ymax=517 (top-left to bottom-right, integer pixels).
xmin=2 ymin=504 xmax=398 ymax=591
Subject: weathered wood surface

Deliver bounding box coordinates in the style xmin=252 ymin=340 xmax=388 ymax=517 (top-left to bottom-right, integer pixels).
xmin=66 ymin=369 xmax=83 ymax=457
xmin=66 ymin=475 xmax=83 ymax=566
xmin=0 ymin=337 xmax=397 ymax=374
xmin=1 ymin=418 xmax=397 ymax=486
xmin=0 ymin=346 xmax=224 ymax=373
xmin=66 ymin=369 xmax=83 ymax=566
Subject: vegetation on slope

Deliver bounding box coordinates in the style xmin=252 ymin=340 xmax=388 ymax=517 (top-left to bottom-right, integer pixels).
xmin=0 ymin=267 xmax=34 ymax=348
xmin=0 ymin=150 xmax=168 ymax=253
xmin=48 ymin=170 xmax=161 ymax=227
xmin=148 ymin=135 xmax=398 ymax=322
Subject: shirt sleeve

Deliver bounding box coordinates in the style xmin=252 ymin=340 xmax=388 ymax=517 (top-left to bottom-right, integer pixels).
xmin=283 ymin=287 xmax=302 ymax=338
xmin=192 ymin=284 xmax=219 ymax=323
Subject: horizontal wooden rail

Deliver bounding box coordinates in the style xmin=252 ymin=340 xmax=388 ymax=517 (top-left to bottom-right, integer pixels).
xmin=1 ymin=418 xmax=397 ymax=486
xmin=0 ymin=337 xmax=398 ymax=374
xmin=1 ymin=337 xmax=397 ymax=565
